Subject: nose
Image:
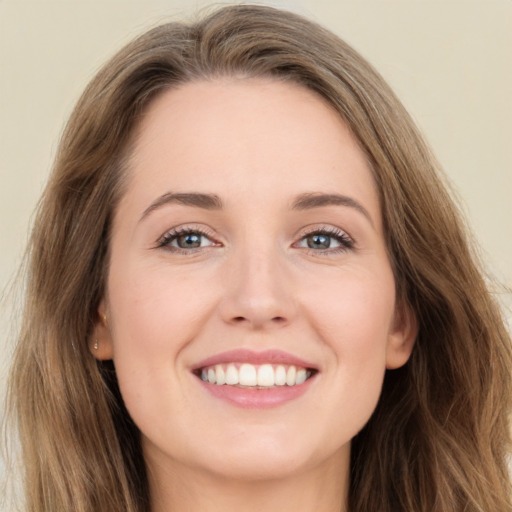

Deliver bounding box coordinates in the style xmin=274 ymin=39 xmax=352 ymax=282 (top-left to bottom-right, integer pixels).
xmin=218 ymin=247 xmax=297 ymax=330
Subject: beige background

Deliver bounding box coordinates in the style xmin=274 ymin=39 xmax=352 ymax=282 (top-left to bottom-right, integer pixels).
xmin=0 ymin=0 xmax=511 ymax=495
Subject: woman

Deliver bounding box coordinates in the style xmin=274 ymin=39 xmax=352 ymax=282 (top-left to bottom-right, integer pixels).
xmin=5 ymin=4 xmax=511 ymax=512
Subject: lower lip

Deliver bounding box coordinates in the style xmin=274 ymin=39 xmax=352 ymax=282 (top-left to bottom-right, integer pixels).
xmin=196 ymin=375 xmax=316 ymax=409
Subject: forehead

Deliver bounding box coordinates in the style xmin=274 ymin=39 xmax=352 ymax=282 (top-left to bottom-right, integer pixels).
xmin=121 ymin=78 xmax=380 ymax=223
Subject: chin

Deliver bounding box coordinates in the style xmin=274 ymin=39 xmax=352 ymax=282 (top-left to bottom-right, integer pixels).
xmin=200 ymin=450 xmax=315 ymax=482
xmin=186 ymin=430 xmax=350 ymax=483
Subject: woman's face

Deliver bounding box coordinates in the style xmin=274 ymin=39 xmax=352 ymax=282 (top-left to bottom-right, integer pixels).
xmin=96 ymin=79 xmax=415 ymax=483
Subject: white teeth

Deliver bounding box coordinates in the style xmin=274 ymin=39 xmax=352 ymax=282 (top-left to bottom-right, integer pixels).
xmin=257 ymin=364 xmax=274 ymax=386
xmin=199 ymin=363 xmax=312 ymax=388
xmin=215 ymin=365 xmax=226 ymax=385
xmin=296 ymin=368 xmax=307 ymax=385
xmin=275 ymin=365 xmax=287 ymax=386
xmin=225 ymin=364 xmax=239 ymax=385
xmin=286 ymin=366 xmax=296 ymax=386
xmin=239 ymin=364 xmax=257 ymax=386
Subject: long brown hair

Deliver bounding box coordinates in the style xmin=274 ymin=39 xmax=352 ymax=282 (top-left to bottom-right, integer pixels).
xmin=5 ymin=5 xmax=511 ymax=511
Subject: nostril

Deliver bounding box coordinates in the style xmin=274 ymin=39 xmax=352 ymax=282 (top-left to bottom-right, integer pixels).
xmin=230 ymin=315 xmax=286 ymax=325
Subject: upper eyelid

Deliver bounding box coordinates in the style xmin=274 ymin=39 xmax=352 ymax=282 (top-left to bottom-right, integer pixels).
xmin=294 ymin=224 xmax=353 ymax=240
xmin=159 ymin=224 xmax=350 ymax=237
xmin=160 ymin=224 xmax=217 ymax=239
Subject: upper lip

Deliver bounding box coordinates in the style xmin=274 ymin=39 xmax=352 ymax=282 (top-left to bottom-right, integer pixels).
xmin=191 ymin=349 xmax=318 ymax=371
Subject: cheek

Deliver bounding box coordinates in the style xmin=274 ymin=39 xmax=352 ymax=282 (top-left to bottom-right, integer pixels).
xmin=301 ymin=267 xmax=395 ymax=407
xmin=105 ymin=264 xmax=217 ymax=436
xmin=104 ymin=264 xmax=212 ymax=403
xmin=303 ymin=266 xmax=396 ymax=350
xmin=108 ymin=262 xmax=215 ymax=357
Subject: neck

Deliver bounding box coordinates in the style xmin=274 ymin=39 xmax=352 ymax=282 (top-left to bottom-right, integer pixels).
xmin=147 ymin=454 xmax=349 ymax=512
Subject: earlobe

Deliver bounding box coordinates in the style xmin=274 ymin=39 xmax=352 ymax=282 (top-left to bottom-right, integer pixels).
xmin=90 ymin=301 xmax=114 ymax=360
xmin=386 ymin=303 xmax=418 ymax=370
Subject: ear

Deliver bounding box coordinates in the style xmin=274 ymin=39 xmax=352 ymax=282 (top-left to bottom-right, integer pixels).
xmin=386 ymin=302 xmax=417 ymax=370
xmin=90 ymin=300 xmax=114 ymax=360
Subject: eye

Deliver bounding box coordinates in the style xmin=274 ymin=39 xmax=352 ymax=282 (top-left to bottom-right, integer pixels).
xmin=295 ymin=228 xmax=354 ymax=253
xmin=158 ymin=227 xmax=218 ymax=252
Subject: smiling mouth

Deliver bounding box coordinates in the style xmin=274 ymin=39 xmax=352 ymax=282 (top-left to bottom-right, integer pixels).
xmin=194 ymin=363 xmax=317 ymax=389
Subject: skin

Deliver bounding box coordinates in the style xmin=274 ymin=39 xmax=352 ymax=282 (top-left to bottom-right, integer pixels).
xmin=93 ymin=78 xmax=417 ymax=512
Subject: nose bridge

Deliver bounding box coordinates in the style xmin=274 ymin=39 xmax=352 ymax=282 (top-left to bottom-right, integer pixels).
xmin=219 ymin=237 xmax=295 ymax=328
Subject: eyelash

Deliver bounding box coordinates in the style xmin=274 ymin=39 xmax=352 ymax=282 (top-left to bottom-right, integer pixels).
xmin=295 ymin=226 xmax=355 ymax=255
xmin=157 ymin=226 xmax=219 ymax=254
xmin=156 ymin=226 xmax=355 ymax=255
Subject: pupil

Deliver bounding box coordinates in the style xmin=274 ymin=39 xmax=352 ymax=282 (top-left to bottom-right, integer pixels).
xmin=178 ymin=233 xmax=201 ymax=248
xmin=308 ymin=234 xmax=330 ymax=249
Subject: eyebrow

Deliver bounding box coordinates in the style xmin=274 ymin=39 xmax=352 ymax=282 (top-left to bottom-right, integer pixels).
xmin=139 ymin=191 xmax=374 ymax=227
xmin=291 ymin=193 xmax=374 ymax=227
xmin=140 ymin=192 xmax=223 ymax=221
